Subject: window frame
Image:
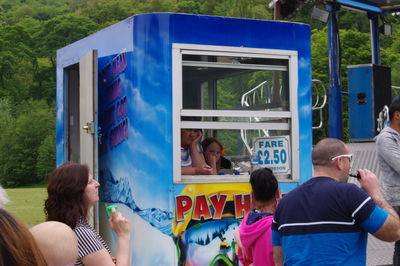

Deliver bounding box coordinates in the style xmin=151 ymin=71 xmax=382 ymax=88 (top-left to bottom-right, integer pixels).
xmin=172 ymin=43 xmax=299 ymax=184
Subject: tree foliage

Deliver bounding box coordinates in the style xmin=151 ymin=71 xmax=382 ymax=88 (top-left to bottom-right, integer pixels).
xmin=0 ymin=100 xmax=54 ymax=187
xmin=36 ymin=131 xmax=56 ymax=183
xmin=1 ymin=0 xmax=400 ymax=185
xmin=0 ymin=24 xmax=36 ymax=101
xmin=36 ymin=13 xmax=100 ymax=66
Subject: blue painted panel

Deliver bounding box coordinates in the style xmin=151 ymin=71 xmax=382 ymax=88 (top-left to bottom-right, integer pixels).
xmin=56 ymin=17 xmax=134 ymax=165
xmin=133 ymin=13 xmax=312 ymax=188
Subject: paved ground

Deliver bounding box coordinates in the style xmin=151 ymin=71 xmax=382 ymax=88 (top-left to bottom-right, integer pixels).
xmin=367 ymin=234 xmax=394 ymax=266
xmin=346 ymin=142 xmax=394 ymax=265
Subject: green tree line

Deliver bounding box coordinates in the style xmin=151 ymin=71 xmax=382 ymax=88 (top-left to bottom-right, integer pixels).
xmin=1 ymin=0 xmax=400 ymax=186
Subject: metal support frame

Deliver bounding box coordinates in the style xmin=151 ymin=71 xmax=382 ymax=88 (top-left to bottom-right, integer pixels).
xmin=321 ymin=1 xmax=387 ymax=139
xmin=368 ymin=13 xmax=381 ymax=65
xmin=326 ymin=2 xmax=343 ymax=139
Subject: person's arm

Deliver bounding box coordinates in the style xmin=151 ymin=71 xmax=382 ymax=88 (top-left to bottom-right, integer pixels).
xmin=204 ymin=153 xmax=218 ymax=175
xmin=189 ymin=131 xmax=207 ymax=167
xmin=234 ymin=227 xmax=253 ymax=266
xmin=109 ymin=208 xmax=131 ymax=266
xmin=82 ymin=209 xmax=131 ymax=266
xmin=359 ymin=169 xmax=400 ymax=242
xmin=376 ymin=133 xmax=400 ymax=176
xmin=233 ymin=229 xmax=246 ymax=262
xmin=81 ymin=249 xmax=116 ymax=266
xmin=181 ymin=165 xmax=212 ymax=175
xmin=371 ymin=193 xmax=400 ymax=242
xmin=273 ymin=246 xmax=283 ymax=266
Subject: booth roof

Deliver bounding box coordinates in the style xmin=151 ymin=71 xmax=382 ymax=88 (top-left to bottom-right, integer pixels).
xmin=333 ymin=0 xmax=400 ymax=13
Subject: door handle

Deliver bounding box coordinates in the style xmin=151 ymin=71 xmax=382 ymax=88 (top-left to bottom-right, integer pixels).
xmin=83 ymin=122 xmax=95 ymax=134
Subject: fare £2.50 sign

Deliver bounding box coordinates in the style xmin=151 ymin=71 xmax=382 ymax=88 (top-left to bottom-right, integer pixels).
xmin=253 ymin=135 xmax=291 ymax=175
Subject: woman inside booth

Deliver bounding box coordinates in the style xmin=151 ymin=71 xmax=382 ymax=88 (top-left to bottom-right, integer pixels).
xmin=181 ymin=128 xmax=213 ymax=175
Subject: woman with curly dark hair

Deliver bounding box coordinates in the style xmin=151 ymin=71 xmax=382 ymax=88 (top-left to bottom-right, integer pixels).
xmin=0 ymin=209 xmax=47 ymax=266
xmin=44 ymin=162 xmax=131 ymax=266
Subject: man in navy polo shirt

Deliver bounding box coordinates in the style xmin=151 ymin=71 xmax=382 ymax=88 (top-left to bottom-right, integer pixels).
xmin=272 ymin=138 xmax=400 ymax=265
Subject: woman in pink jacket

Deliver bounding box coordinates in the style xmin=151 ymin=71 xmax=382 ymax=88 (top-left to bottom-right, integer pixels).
xmin=234 ymin=168 xmax=280 ymax=266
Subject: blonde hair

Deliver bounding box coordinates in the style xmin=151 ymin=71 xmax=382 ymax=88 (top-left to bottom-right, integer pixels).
xmin=30 ymin=221 xmax=78 ymax=266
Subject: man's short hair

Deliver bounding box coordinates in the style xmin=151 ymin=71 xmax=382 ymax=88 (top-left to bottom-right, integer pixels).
xmin=30 ymin=221 xmax=78 ymax=266
xmin=389 ymin=96 xmax=400 ymax=121
xmin=312 ymin=138 xmax=347 ymax=167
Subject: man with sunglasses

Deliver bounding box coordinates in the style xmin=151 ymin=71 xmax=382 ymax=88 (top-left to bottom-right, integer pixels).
xmin=272 ymin=138 xmax=400 ymax=266
xmin=376 ymin=97 xmax=400 ymax=265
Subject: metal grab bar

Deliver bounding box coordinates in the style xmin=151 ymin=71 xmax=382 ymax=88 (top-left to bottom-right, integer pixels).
xmin=312 ymin=79 xmax=327 ymax=130
xmin=240 ymin=80 xmax=272 ymax=154
xmin=241 ymin=80 xmax=270 ymax=107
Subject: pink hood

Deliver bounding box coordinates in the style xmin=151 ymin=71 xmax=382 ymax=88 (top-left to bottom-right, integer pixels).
xmin=238 ymin=213 xmax=275 ymax=266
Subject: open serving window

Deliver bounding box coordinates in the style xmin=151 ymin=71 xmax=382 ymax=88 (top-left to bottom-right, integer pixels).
xmin=172 ymin=44 xmax=300 ymax=183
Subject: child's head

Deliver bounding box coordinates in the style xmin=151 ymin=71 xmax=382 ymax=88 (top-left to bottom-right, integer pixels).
xmin=202 ymin=137 xmax=224 ymax=163
xmin=30 ymin=221 xmax=78 ymax=266
xmin=250 ymin=168 xmax=278 ymax=203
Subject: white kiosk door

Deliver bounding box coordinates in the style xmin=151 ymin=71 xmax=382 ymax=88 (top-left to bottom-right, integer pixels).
xmin=79 ymin=50 xmax=98 ymax=227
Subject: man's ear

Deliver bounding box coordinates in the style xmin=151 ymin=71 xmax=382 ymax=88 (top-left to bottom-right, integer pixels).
xmin=275 ymin=189 xmax=281 ymax=200
xmin=333 ymin=158 xmax=343 ymax=171
xmin=395 ymin=110 xmax=400 ymax=121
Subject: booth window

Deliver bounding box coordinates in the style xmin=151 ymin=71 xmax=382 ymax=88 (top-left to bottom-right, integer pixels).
xmin=172 ymin=44 xmax=299 ymax=183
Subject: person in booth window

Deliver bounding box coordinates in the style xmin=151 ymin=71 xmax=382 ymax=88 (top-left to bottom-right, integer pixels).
xmin=181 ymin=128 xmax=213 ymax=175
xmin=201 ymin=137 xmax=232 ymax=175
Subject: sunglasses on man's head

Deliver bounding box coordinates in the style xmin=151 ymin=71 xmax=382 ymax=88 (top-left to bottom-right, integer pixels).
xmin=331 ymin=154 xmax=353 ymax=163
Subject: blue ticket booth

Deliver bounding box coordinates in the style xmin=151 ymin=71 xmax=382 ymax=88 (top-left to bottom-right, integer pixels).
xmin=56 ymin=13 xmax=312 ymax=265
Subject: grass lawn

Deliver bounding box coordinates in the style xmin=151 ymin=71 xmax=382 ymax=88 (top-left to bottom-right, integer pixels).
xmin=5 ymin=186 xmax=47 ymax=227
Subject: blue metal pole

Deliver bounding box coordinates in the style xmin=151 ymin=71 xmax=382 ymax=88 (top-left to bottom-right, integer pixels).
xmin=369 ymin=13 xmax=381 ymax=65
xmin=326 ymin=3 xmax=343 ymax=139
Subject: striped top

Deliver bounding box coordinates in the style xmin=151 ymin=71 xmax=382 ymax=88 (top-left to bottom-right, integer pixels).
xmin=272 ymin=177 xmax=388 ymax=265
xmin=181 ymin=143 xmax=203 ymax=167
xmin=74 ymin=218 xmax=112 ymax=266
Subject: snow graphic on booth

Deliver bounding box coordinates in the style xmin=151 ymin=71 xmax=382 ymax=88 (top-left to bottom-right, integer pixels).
xmin=99 ymin=168 xmax=248 ymax=265
xmin=99 ymin=168 xmax=173 ymax=236
xmin=108 ymin=203 xmax=177 ymax=265
xmin=180 ymin=219 xmax=240 ymax=265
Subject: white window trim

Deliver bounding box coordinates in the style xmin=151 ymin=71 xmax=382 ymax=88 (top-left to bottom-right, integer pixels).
xmin=172 ymin=43 xmax=299 ymax=184
xmin=182 ymin=109 xmax=292 ymax=118
xmin=181 ymin=121 xmax=290 ymax=131
xmin=183 ymin=61 xmax=288 ymax=71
